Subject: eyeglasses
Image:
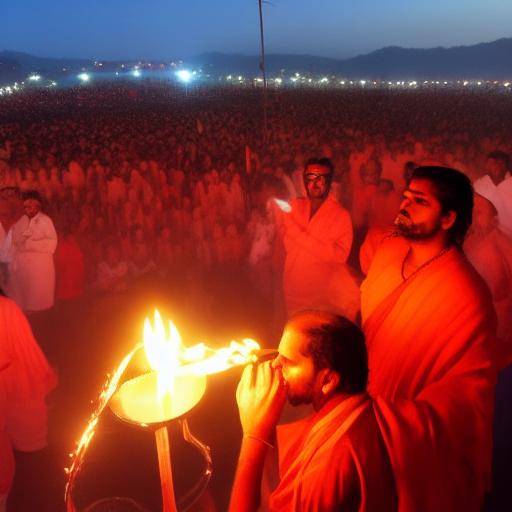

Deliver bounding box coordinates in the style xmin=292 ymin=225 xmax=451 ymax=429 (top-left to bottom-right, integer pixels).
xmin=304 ymin=173 xmax=330 ymax=183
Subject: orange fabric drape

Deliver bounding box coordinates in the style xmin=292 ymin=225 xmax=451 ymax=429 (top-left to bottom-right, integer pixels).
xmin=361 ymin=237 xmax=497 ymax=512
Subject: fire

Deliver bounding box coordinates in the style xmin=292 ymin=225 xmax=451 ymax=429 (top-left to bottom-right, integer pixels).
xmin=65 ymin=310 xmax=264 ymax=510
xmin=179 ymin=338 xmax=261 ymax=375
xmin=144 ymin=310 xmax=261 ymax=380
xmin=144 ymin=310 xmax=181 ymax=399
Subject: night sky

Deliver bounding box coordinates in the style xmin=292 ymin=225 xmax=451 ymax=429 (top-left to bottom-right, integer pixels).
xmin=3 ymin=0 xmax=512 ymax=60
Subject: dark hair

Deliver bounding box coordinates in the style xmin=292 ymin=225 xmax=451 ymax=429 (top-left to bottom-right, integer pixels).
xmin=291 ymin=311 xmax=368 ymax=394
xmin=411 ymin=166 xmax=473 ymax=245
xmin=304 ymin=157 xmax=334 ymax=175
xmin=487 ymin=150 xmax=510 ymax=169
xmin=22 ymin=189 xmax=43 ymax=203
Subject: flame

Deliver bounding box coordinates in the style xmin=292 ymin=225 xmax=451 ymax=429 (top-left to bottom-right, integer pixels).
xmin=273 ymin=198 xmax=292 ymax=213
xmin=144 ymin=311 xmax=261 ymax=379
xmin=178 ymin=338 xmax=260 ymax=376
xmin=144 ymin=310 xmax=181 ymax=399
xmin=65 ymin=311 xmax=263 ymax=510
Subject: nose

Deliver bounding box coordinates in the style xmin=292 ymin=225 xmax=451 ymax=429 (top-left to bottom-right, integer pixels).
xmin=400 ymin=196 xmax=411 ymax=210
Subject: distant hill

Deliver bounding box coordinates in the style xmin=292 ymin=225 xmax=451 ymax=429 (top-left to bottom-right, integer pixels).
xmin=2 ymin=37 xmax=512 ymax=85
xmin=190 ymin=38 xmax=512 ymax=79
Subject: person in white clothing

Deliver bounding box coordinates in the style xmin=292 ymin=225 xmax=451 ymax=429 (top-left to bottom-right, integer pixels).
xmin=473 ymin=151 xmax=512 ymax=237
xmin=10 ymin=191 xmax=57 ymax=312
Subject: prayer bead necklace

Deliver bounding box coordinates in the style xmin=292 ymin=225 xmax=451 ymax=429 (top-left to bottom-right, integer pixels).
xmin=401 ymin=245 xmax=452 ymax=281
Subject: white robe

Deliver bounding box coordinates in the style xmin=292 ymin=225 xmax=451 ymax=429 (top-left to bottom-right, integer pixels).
xmin=474 ymin=173 xmax=512 ymax=237
xmin=10 ymin=213 xmax=57 ymax=311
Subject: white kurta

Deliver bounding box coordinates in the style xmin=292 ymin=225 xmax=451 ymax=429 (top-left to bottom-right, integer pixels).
xmin=282 ymin=196 xmax=359 ymax=320
xmin=474 ymin=173 xmax=512 ymax=237
xmin=10 ymin=213 xmax=57 ymax=311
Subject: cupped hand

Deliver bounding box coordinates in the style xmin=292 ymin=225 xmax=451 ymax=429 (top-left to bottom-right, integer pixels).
xmin=236 ymin=361 xmax=287 ymax=442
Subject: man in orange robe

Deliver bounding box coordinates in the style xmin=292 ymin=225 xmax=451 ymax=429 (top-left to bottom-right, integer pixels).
xmin=281 ymin=158 xmax=357 ymax=320
xmin=0 ymin=293 xmax=57 ymax=509
xmin=229 ymin=311 xmax=397 ymax=512
xmin=361 ymin=166 xmax=497 ymax=511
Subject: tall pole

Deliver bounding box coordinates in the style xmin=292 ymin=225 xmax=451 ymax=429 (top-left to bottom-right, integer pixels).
xmin=258 ymin=0 xmax=268 ymax=142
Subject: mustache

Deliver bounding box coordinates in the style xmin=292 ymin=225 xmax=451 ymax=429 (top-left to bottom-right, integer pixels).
xmin=398 ymin=209 xmax=410 ymax=218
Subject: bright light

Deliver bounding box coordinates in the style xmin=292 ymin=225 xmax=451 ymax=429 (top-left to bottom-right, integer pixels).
xmin=78 ymin=73 xmax=90 ymax=82
xmin=291 ymin=77 xmax=298 ymax=83
xmin=477 ymin=81 xmax=482 ymax=86
xmin=340 ymin=80 xmax=346 ymax=85
xmin=28 ymin=74 xmax=41 ymax=82
xmin=360 ymin=80 xmax=366 ymax=86
xmin=176 ymin=69 xmax=193 ymax=83
xmin=275 ymin=77 xmax=283 ymax=84
xmin=505 ymin=82 xmax=511 ymax=88
xmin=132 ymin=69 xmax=141 ymax=77
xmin=463 ymin=81 xmax=469 ymax=86
xmin=320 ymin=77 xmax=329 ymax=83
xmin=226 ymin=75 xmax=232 ymax=80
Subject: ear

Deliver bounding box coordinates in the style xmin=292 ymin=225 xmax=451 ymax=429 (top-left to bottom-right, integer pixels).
xmin=441 ymin=210 xmax=457 ymax=231
xmin=319 ymin=369 xmax=340 ymax=396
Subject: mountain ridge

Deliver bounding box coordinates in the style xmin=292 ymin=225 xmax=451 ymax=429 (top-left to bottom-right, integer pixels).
xmin=1 ymin=37 xmax=512 ymax=84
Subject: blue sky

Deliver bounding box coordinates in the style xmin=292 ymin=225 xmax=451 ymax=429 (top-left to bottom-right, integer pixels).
xmin=2 ymin=0 xmax=512 ymax=60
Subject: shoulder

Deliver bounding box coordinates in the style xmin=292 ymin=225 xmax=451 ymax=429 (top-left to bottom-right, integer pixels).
xmin=447 ymin=248 xmax=494 ymax=304
xmin=325 ymin=196 xmax=352 ymax=221
xmin=0 ymin=294 xmax=25 ymax=320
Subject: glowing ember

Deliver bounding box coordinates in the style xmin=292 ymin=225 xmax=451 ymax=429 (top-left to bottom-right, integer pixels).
xmin=273 ymin=198 xmax=292 ymax=213
xmin=65 ymin=343 xmax=143 ymax=512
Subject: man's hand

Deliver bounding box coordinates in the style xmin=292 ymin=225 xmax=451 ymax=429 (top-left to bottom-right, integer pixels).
xmin=236 ymin=361 xmax=287 ymax=442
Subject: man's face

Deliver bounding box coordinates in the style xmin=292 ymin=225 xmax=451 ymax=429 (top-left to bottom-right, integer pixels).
xmin=303 ymin=164 xmax=331 ymax=200
xmin=272 ymin=324 xmax=317 ymax=406
xmin=23 ymin=199 xmax=41 ymax=219
xmin=485 ymin=157 xmax=507 ymax=184
xmin=395 ymin=179 xmax=447 ymax=240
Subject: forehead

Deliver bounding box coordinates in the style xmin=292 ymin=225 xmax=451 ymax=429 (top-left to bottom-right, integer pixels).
xmin=407 ymin=178 xmax=440 ymax=200
xmin=305 ymin=164 xmax=330 ymax=175
xmin=278 ymin=324 xmax=309 ymax=361
xmin=23 ymin=198 xmax=40 ymax=207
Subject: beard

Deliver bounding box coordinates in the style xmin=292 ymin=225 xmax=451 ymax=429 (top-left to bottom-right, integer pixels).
xmin=394 ymin=209 xmax=441 ymax=240
xmin=286 ymin=381 xmax=314 ymax=406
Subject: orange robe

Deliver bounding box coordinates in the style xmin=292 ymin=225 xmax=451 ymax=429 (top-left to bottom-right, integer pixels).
xmin=269 ymin=394 xmax=397 ymax=511
xmin=361 ymin=236 xmax=497 ymax=512
xmin=282 ymin=196 xmax=357 ymax=319
xmin=0 ymin=296 xmax=57 ymax=496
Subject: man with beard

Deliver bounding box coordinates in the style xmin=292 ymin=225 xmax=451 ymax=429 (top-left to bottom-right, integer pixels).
xmin=229 ymin=311 xmax=397 ymax=512
xmin=280 ymin=158 xmax=358 ymax=320
xmin=361 ymin=166 xmax=497 ymax=511
xmin=10 ymin=191 xmax=57 ymax=312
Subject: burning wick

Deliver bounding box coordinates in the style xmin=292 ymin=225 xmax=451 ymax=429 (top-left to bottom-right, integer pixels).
xmin=273 ymin=198 xmax=292 ymax=213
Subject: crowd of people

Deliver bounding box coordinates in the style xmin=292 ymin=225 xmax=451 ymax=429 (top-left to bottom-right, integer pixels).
xmin=0 ymin=82 xmax=511 ymax=511
xmin=0 ymin=84 xmax=511 ymax=308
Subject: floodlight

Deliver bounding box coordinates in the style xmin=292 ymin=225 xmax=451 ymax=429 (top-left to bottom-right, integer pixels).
xmin=176 ymin=70 xmax=192 ymax=83
xmin=28 ymin=74 xmax=41 ymax=82
xmin=132 ymin=69 xmax=141 ymax=77
xmin=78 ymin=73 xmax=90 ymax=82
